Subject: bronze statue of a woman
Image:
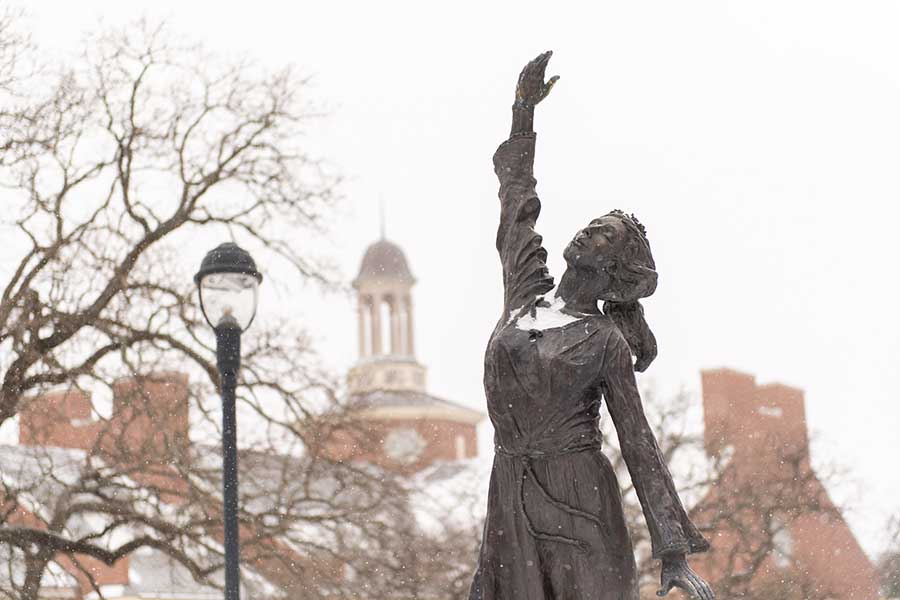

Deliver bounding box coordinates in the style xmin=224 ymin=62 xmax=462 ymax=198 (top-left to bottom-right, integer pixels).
xmin=469 ymin=52 xmax=714 ymax=600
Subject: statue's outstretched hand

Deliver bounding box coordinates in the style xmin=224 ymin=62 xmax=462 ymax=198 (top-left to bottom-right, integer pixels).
xmin=515 ymin=51 xmax=559 ymax=108
xmin=657 ymin=554 xmax=715 ymax=600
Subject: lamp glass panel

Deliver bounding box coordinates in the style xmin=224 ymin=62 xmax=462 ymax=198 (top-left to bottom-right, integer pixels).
xmin=199 ymin=273 xmax=259 ymax=330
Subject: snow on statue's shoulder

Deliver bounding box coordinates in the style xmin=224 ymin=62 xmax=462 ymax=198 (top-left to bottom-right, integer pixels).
xmin=512 ymin=294 xmax=583 ymax=332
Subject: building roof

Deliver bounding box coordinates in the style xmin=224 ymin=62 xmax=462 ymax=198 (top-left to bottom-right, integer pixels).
xmin=353 ymin=239 xmax=415 ymax=286
xmin=120 ymin=550 xmax=222 ymax=598
xmin=410 ymin=456 xmax=492 ymax=537
xmin=348 ymin=390 xmax=484 ymax=424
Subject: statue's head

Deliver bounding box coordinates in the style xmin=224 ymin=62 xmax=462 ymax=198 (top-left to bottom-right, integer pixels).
xmin=562 ymin=210 xmax=658 ymax=371
xmin=562 ymin=210 xmax=657 ymax=303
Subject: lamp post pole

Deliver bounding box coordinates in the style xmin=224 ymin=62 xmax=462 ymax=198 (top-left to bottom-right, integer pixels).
xmin=216 ymin=317 xmax=242 ymax=600
xmin=194 ymin=242 xmax=262 ymax=600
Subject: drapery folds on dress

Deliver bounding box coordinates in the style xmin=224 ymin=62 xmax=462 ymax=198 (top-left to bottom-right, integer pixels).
xmin=469 ymin=133 xmax=708 ymax=600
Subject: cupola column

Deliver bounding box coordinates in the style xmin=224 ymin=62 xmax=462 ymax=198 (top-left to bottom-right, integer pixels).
xmin=358 ymin=299 xmax=368 ymax=357
xmin=405 ymin=295 xmax=415 ymax=357
xmin=390 ymin=297 xmax=402 ymax=355
xmin=371 ymin=295 xmax=383 ymax=356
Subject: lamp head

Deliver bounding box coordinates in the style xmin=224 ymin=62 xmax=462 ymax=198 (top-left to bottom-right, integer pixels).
xmin=195 ymin=242 xmax=262 ymax=331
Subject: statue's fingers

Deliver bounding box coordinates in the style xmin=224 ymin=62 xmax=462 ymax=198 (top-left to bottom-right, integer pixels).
xmin=545 ymin=75 xmax=560 ymax=93
xmin=688 ymin=574 xmax=714 ymax=600
xmin=656 ymin=577 xmax=675 ymax=597
xmin=670 ymin=577 xmax=695 ymax=597
xmin=683 ymin=577 xmax=703 ymax=600
xmin=533 ymin=51 xmax=551 ymax=76
xmin=681 ymin=574 xmax=708 ymax=600
xmin=527 ymin=52 xmax=546 ymax=72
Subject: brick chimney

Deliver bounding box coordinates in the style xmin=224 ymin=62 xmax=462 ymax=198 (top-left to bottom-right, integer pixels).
xmin=700 ymin=368 xmax=810 ymax=476
xmin=19 ymin=388 xmax=103 ymax=450
xmin=103 ymin=372 xmax=190 ymax=463
xmin=19 ymin=372 xmax=190 ymax=463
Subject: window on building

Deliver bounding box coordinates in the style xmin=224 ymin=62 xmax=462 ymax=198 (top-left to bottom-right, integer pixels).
xmin=455 ymin=434 xmax=466 ymax=459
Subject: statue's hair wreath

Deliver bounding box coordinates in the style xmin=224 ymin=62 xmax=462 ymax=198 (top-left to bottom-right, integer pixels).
xmin=606 ymin=209 xmax=648 ymax=238
xmin=605 ymin=209 xmax=653 ymax=267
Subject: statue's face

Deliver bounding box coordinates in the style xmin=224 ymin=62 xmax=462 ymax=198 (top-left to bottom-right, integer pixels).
xmin=563 ymin=216 xmax=628 ymax=269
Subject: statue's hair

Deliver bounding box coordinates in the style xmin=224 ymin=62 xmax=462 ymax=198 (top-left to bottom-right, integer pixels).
xmin=600 ymin=210 xmax=658 ymax=372
xmin=607 ymin=209 xmax=649 ymax=246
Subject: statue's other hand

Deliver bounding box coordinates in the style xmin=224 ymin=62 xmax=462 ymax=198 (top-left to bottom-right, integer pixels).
xmin=657 ymin=554 xmax=715 ymax=600
xmin=515 ymin=50 xmax=559 ymax=107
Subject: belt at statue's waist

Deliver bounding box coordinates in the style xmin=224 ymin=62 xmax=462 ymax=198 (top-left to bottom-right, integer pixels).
xmin=494 ymin=441 xmax=602 ymax=459
xmin=494 ymin=441 xmax=605 ymax=553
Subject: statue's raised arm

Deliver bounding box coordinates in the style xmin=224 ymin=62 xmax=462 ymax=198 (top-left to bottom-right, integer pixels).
xmin=493 ymin=52 xmax=559 ymax=317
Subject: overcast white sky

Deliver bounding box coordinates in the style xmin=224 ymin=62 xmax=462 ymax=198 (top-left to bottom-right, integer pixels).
xmin=12 ymin=0 xmax=900 ymax=557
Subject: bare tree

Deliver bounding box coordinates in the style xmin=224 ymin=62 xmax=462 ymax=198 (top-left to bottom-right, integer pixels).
xmin=0 ymin=13 xmax=422 ymax=600
xmin=389 ymin=462 xmax=486 ymax=600
xmin=877 ymin=515 xmax=900 ymax=600
xmin=0 ymin=14 xmax=337 ymax=427
xmin=0 ymin=5 xmax=36 ymax=132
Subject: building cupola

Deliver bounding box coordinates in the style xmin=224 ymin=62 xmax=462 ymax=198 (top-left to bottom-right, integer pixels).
xmin=349 ymin=237 xmax=425 ymax=394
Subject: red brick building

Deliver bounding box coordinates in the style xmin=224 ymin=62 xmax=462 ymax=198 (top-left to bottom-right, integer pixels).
xmin=692 ymin=368 xmax=880 ymax=599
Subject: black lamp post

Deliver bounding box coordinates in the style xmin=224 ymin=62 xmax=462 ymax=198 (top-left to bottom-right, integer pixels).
xmin=194 ymin=242 xmax=262 ymax=600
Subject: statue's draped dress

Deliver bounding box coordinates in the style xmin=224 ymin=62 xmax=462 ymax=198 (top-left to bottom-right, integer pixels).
xmin=468 ymin=133 xmax=709 ymax=600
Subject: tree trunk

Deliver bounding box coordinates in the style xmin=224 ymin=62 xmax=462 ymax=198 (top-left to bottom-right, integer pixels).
xmin=20 ymin=553 xmax=51 ymax=600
